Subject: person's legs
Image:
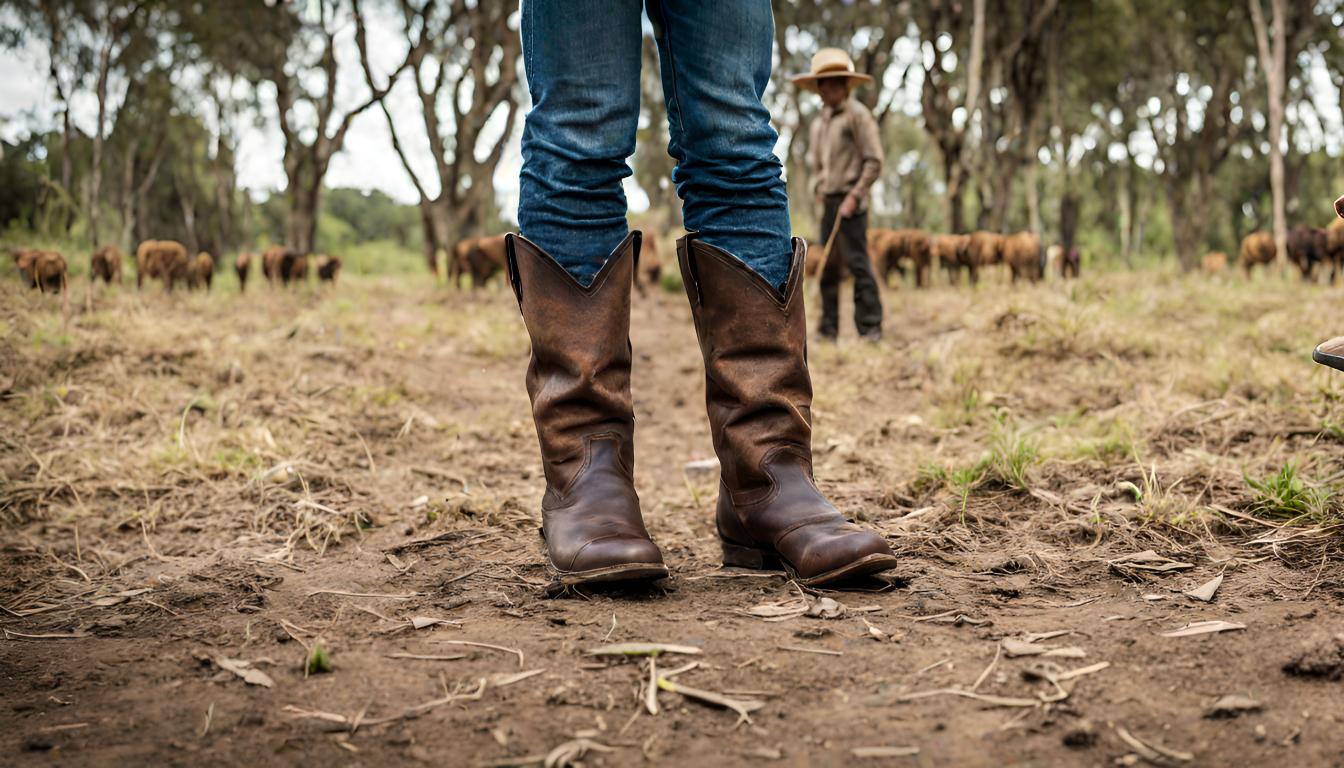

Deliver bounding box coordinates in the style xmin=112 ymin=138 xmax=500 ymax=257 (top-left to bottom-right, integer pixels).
xmin=663 ymin=2 xmax=897 ymax=586
xmin=518 ymin=0 xmax=643 ymax=284
xmin=841 ymin=209 xmax=883 ymax=337
xmin=645 ymin=0 xmax=792 ymax=289
xmin=817 ymin=195 xmax=843 ymax=339
xmin=510 ymin=2 xmax=667 ymax=588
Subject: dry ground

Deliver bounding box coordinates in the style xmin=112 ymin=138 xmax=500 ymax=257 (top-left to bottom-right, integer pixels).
xmin=2 ymin=263 xmax=1344 ymax=767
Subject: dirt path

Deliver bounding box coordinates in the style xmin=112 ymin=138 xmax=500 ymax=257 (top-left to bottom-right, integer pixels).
xmin=2 ymin=270 xmax=1343 ymax=766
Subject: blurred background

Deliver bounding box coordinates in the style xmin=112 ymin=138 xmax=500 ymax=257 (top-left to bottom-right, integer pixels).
xmin=1 ymin=0 xmax=1342 ymax=275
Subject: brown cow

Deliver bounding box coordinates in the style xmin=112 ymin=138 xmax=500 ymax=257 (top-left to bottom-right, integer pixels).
xmin=1239 ymin=231 xmax=1275 ymax=276
xmin=18 ymin=250 xmax=68 ymax=293
xmin=961 ymin=231 xmax=1004 ymax=285
xmin=90 ymin=245 xmax=123 ymax=286
xmin=136 ymin=240 xmax=190 ymax=290
xmin=465 ymin=234 xmax=507 ymax=288
xmin=1287 ymin=225 xmax=1328 ymax=281
xmin=261 ymin=245 xmax=308 ymax=286
xmin=1001 ymin=231 xmax=1043 ymax=283
xmin=187 ymin=252 xmax=215 ymax=291
xmin=11 ymin=249 xmax=38 ymax=288
xmin=931 ymin=234 xmax=970 ymax=282
xmin=316 ymin=254 xmax=342 ymax=284
xmin=868 ymin=228 xmax=932 ymax=288
xmin=235 ymin=252 xmax=254 ymax=292
xmin=1326 ymin=219 xmax=1344 ymax=284
xmin=261 ymin=245 xmax=287 ymax=285
xmin=1202 ymin=251 xmax=1228 ymax=274
xmin=636 ymin=234 xmax=662 ymax=294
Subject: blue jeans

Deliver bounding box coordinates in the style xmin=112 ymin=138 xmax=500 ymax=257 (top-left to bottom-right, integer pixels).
xmin=518 ymin=0 xmax=792 ymax=289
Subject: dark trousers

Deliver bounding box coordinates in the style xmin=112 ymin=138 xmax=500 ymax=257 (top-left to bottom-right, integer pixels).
xmin=818 ymin=194 xmax=882 ymax=338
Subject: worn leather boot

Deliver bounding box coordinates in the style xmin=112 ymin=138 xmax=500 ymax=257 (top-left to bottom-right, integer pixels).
xmin=678 ymin=234 xmax=898 ymax=586
xmin=505 ymin=232 xmax=668 ymax=588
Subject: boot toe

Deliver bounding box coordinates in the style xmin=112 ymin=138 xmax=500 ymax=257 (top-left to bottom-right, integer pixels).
xmin=553 ymin=535 xmax=667 ymax=585
xmin=782 ymin=524 xmax=895 ymax=583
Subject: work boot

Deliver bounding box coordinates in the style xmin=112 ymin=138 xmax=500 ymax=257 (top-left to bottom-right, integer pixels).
xmin=677 ymin=235 xmax=898 ymax=586
xmin=505 ymin=232 xmax=668 ymax=588
xmin=1314 ymin=337 xmax=1344 ymax=372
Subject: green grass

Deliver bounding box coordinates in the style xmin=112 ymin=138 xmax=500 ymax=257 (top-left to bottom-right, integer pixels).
xmin=1245 ymin=460 xmax=1336 ymax=525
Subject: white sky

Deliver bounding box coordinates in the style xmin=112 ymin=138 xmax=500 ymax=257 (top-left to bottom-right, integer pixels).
xmin=2 ymin=11 xmax=1339 ymax=222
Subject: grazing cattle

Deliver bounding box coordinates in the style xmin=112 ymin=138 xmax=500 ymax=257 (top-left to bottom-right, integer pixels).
xmin=868 ymin=228 xmax=932 ymax=288
xmin=90 ymin=245 xmax=123 ymax=286
xmin=261 ymin=245 xmax=286 ymax=285
xmin=636 ymin=235 xmax=662 ymax=294
xmin=1001 ymin=231 xmax=1043 ymax=282
xmin=1287 ymin=226 xmax=1328 ymax=281
xmin=932 ymin=234 xmax=971 ymax=281
xmin=316 ymin=254 xmax=342 ymax=284
xmin=261 ymin=245 xmax=308 ymax=286
xmin=466 ymin=234 xmax=507 ymax=288
xmin=1239 ymin=231 xmax=1275 ymax=276
xmin=235 ymin=252 xmax=254 ymax=292
xmin=448 ymin=238 xmax=476 ymax=286
xmin=1325 ymin=220 xmax=1344 ymax=284
xmin=11 ymin=249 xmax=38 ymax=288
xmin=187 ymin=252 xmax=215 ymax=291
xmin=135 ymin=240 xmax=190 ymax=290
xmin=17 ymin=250 xmax=68 ymax=293
xmin=962 ymin=231 xmax=1004 ymax=285
xmin=1202 ymin=251 xmax=1228 ymax=274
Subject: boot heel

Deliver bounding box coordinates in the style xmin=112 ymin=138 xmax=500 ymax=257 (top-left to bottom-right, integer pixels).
xmin=721 ymin=541 xmax=782 ymax=571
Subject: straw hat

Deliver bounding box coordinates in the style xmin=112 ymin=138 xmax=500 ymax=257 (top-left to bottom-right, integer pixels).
xmin=790 ymin=48 xmax=873 ymax=93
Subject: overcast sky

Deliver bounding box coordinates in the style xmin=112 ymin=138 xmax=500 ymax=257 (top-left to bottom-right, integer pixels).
xmin=3 ymin=10 xmax=1340 ymax=222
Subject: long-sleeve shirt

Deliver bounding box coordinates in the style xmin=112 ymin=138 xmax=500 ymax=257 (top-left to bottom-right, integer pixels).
xmin=807 ymin=98 xmax=883 ymax=211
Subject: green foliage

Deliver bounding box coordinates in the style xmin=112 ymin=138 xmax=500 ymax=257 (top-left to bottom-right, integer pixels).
xmin=1245 ymin=461 xmax=1334 ymax=524
xmin=305 ymin=644 xmax=332 ymax=675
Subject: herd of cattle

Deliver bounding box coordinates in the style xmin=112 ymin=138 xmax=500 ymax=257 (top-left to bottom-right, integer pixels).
xmin=11 ymin=219 xmax=1344 ymax=294
xmin=860 ymin=228 xmax=1069 ymax=287
xmin=8 ymin=241 xmax=342 ymax=293
xmin=1214 ymin=220 xmax=1344 ymax=280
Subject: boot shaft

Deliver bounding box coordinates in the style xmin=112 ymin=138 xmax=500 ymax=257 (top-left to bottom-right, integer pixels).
xmin=506 ymin=232 xmax=640 ymax=495
xmin=676 ymin=235 xmax=814 ymax=495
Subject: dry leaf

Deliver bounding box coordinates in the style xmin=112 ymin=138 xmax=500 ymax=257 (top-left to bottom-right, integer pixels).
xmin=586 ymin=642 xmax=702 ymax=657
xmin=852 ymin=746 xmax=920 ymax=758
xmin=410 ymin=615 xmax=461 ymax=629
xmin=215 ymin=657 xmax=274 ymax=688
xmin=1205 ymin=694 xmax=1263 ymax=719
xmin=1184 ymin=574 xmax=1223 ymax=603
xmin=1159 ymin=620 xmax=1246 ymax=638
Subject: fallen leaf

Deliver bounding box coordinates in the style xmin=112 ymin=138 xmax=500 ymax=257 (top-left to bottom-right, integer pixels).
xmin=215 ymin=657 xmax=274 ymax=688
xmin=805 ymin=596 xmax=845 ymax=619
xmin=1184 ymin=574 xmax=1223 ymax=603
xmin=852 ymin=746 xmax=920 ymax=758
xmin=585 ymin=642 xmax=702 ymax=657
xmin=1204 ymin=694 xmax=1263 ymax=719
xmin=1159 ymin=620 xmax=1246 ymax=638
xmin=410 ymin=615 xmax=461 ymax=629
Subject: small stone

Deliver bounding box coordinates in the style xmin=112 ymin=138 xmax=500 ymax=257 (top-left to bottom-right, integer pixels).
xmin=1062 ymin=719 xmax=1097 ymax=748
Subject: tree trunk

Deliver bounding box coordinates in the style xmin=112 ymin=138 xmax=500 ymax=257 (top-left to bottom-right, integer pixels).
xmin=1249 ymin=0 xmax=1288 ymax=271
xmin=1167 ymin=176 xmax=1207 ymax=271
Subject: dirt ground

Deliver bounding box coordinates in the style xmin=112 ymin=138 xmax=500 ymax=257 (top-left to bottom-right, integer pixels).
xmin=3 ymin=262 xmax=1344 ymax=767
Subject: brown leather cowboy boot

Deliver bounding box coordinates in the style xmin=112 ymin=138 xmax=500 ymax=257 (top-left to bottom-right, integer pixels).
xmin=505 ymin=232 xmax=668 ymax=587
xmin=678 ymin=234 xmax=898 ymax=586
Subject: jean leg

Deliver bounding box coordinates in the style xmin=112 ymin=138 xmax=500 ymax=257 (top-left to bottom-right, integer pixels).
xmin=817 ymin=196 xmax=842 ymax=338
xmin=843 ymin=210 xmax=883 ymax=335
xmin=645 ymin=0 xmax=792 ymax=290
xmin=518 ymin=0 xmax=644 ymax=284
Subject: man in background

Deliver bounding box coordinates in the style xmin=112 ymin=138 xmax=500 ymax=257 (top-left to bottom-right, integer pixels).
xmin=795 ymin=48 xmax=884 ymax=341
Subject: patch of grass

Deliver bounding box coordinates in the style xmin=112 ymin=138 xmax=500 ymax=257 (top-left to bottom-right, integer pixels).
xmin=984 ymin=420 xmax=1039 ymax=491
xmin=1245 ymin=461 xmax=1335 ymax=524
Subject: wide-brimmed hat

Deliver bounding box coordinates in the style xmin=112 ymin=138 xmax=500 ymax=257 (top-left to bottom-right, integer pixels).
xmin=790 ymin=48 xmax=873 ymax=93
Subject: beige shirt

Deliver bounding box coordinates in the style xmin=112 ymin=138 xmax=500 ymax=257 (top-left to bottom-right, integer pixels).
xmin=807 ymin=98 xmax=883 ymax=210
